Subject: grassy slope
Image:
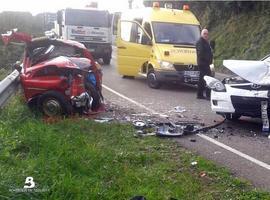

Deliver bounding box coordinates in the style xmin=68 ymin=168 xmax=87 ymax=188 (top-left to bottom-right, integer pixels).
xmin=0 ymin=96 xmax=270 ymax=199
xmin=195 ymin=7 xmax=270 ymax=72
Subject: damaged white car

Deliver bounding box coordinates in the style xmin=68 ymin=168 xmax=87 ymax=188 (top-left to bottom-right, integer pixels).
xmin=204 ymin=55 xmax=270 ymax=121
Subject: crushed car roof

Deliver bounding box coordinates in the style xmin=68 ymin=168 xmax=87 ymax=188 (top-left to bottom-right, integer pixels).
xmin=223 ymin=60 xmax=270 ymax=85
xmin=29 ymin=37 xmax=86 ymax=49
xmin=1 ymin=30 xmax=86 ymax=50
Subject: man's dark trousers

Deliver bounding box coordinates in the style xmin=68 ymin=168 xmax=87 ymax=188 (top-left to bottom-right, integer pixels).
xmin=197 ymin=66 xmax=211 ymax=98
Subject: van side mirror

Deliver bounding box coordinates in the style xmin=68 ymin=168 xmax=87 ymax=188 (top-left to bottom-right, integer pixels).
xmin=210 ymin=40 xmax=215 ymax=51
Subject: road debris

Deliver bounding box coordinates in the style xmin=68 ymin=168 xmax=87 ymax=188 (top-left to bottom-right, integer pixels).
xmin=156 ymin=122 xmax=204 ymax=137
xmin=192 ymin=114 xmax=200 ymax=120
xmin=94 ymin=117 xmax=114 ymax=123
xmin=177 ymin=114 xmax=185 ymax=118
xmin=169 ymin=106 xmax=186 ymax=113
xmin=191 ymin=161 xmax=198 ymax=166
xmin=123 ymin=116 xmax=131 ymax=121
xmin=156 ymin=122 xmax=184 ymax=137
xmin=131 ymin=113 xmax=151 ymax=117
xmin=159 ymin=114 xmax=169 ymax=118
xmin=199 ymin=172 xmax=206 ymax=178
xmin=133 ymin=120 xmax=146 ymax=129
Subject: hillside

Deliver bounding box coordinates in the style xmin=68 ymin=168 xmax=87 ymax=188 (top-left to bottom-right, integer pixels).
xmin=0 ymin=11 xmax=44 ymax=78
xmin=190 ymin=1 xmax=270 ymax=70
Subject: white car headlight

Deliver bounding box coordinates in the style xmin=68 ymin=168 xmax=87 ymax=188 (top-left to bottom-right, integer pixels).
xmin=204 ymin=76 xmax=226 ymax=92
xmin=158 ymin=60 xmax=174 ymax=69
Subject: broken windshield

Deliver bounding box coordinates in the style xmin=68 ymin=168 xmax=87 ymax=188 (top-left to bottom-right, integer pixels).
xmin=152 ymin=22 xmax=200 ymax=45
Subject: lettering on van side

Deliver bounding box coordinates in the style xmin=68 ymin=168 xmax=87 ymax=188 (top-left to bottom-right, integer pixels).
xmin=170 ymin=49 xmax=196 ymax=54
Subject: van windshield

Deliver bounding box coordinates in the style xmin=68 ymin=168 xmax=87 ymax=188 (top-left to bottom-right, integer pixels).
xmin=152 ymin=22 xmax=200 ymax=45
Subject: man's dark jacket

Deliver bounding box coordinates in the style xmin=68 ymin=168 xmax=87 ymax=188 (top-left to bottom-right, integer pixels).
xmin=196 ymin=37 xmax=213 ymax=69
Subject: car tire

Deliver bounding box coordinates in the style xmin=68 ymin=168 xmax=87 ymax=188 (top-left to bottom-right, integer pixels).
xmin=38 ymin=91 xmax=72 ymax=117
xmin=85 ymin=82 xmax=101 ymax=110
xmin=103 ymin=55 xmax=111 ymax=65
xmin=147 ymin=70 xmax=161 ymax=89
xmin=224 ymin=113 xmax=241 ymax=121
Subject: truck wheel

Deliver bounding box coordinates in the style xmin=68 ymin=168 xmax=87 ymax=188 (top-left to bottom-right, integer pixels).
xmin=103 ymin=56 xmax=111 ymax=65
xmin=147 ymin=70 xmax=161 ymax=89
xmin=224 ymin=113 xmax=241 ymax=121
xmin=38 ymin=91 xmax=71 ymax=117
xmin=85 ymin=82 xmax=101 ymax=110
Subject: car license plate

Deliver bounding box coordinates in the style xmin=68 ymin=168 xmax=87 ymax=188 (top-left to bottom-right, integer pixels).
xmin=89 ymin=48 xmax=95 ymax=52
xmin=184 ymin=71 xmax=200 ymax=77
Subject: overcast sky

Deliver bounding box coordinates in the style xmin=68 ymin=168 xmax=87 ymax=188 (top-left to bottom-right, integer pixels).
xmin=0 ymin=0 xmax=144 ymax=15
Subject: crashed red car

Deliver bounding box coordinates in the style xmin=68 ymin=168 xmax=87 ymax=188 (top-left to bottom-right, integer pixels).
xmin=1 ymin=30 xmax=103 ymax=117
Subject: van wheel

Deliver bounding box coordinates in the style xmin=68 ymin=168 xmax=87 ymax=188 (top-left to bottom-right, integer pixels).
xmin=224 ymin=113 xmax=241 ymax=121
xmin=147 ymin=70 xmax=161 ymax=89
xmin=38 ymin=91 xmax=71 ymax=117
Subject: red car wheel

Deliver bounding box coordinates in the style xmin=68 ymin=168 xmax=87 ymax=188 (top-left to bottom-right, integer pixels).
xmin=38 ymin=91 xmax=71 ymax=117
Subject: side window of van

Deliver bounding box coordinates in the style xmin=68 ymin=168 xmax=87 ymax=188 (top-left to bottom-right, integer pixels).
xmin=120 ymin=21 xmax=151 ymax=45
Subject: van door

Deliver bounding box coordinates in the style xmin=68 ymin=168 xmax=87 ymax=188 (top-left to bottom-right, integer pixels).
xmin=111 ymin=12 xmax=121 ymax=45
xmin=117 ymin=20 xmax=152 ymax=76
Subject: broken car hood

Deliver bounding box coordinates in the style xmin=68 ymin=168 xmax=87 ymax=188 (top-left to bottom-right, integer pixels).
xmin=223 ymin=60 xmax=270 ymax=85
xmin=38 ymin=56 xmax=91 ymax=71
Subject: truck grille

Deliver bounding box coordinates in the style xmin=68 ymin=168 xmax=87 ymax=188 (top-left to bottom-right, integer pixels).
xmin=73 ymin=36 xmax=105 ymax=42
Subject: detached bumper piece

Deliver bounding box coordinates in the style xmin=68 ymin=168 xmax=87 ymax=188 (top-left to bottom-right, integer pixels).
xmin=133 ymin=121 xmax=205 ymax=137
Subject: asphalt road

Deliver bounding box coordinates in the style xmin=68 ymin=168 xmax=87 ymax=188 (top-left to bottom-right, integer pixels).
xmin=101 ymin=49 xmax=270 ymax=191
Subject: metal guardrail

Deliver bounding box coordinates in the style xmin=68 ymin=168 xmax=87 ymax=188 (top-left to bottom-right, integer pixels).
xmin=0 ymin=70 xmax=20 ymax=108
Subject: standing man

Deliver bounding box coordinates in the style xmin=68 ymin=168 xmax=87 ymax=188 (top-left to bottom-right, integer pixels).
xmin=196 ymin=28 xmax=213 ymax=99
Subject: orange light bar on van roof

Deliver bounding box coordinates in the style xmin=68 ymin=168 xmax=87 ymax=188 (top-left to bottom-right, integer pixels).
xmin=183 ymin=4 xmax=190 ymax=10
xmin=153 ymin=2 xmax=160 ymax=8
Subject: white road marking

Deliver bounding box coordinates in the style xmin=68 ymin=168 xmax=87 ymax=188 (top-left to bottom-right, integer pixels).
xmin=102 ymin=84 xmax=270 ymax=171
xmin=197 ymin=134 xmax=270 ymax=170
xmin=102 ymin=84 xmax=158 ymax=114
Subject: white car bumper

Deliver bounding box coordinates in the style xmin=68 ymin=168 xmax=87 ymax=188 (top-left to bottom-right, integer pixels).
xmin=210 ymin=84 xmax=269 ymax=115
